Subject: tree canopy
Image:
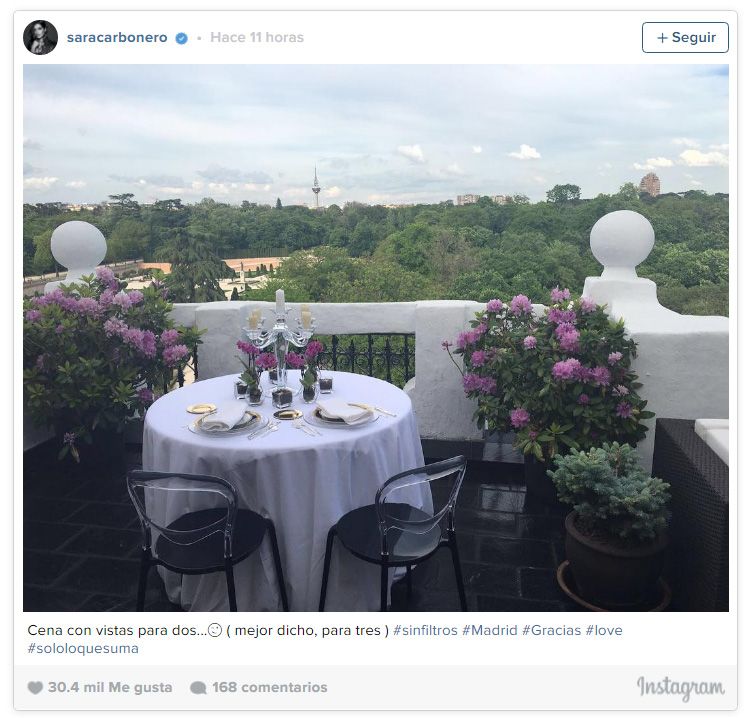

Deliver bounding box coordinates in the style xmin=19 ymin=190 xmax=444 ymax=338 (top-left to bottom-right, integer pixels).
xmin=23 ymin=187 xmax=729 ymax=315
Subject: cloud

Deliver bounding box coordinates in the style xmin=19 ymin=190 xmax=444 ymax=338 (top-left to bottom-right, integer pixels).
xmin=65 ymin=180 xmax=87 ymax=188
xmin=633 ymin=157 xmax=674 ymax=171
xmin=690 ymin=180 xmax=703 ymax=187
xmin=508 ymin=144 xmax=541 ymax=160
xmin=23 ymin=162 xmax=40 ymax=176
xmin=648 ymin=157 xmax=675 ymax=167
xmin=323 ymin=186 xmax=342 ymax=198
xmin=196 ymin=164 xmax=273 ymax=184
xmin=471 ymin=145 xmax=483 ymax=154
xmin=108 ymin=173 xmax=187 ymax=187
xmin=396 ymin=144 xmax=425 ymax=163
xmin=672 ymin=137 xmax=700 ymax=148
xmin=710 ymin=143 xmax=729 ymax=151
xmin=23 ymin=137 xmax=42 ymax=150
xmin=445 ymin=163 xmax=465 ymax=176
xmin=205 ymin=181 xmax=271 ymax=195
xmin=679 ymin=149 xmax=728 ymax=167
xmin=24 ymin=176 xmax=58 ymax=189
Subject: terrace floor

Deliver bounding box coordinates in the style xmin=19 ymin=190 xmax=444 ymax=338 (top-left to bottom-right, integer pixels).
xmin=23 ymin=442 xmax=581 ymax=612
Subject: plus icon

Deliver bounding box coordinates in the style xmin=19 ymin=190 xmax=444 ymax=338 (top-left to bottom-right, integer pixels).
xmin=657 ymin=33 xmax=668 ymax=43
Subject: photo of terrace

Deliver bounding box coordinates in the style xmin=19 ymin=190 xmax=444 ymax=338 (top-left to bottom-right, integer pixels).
xmin=22 ymin=63 xmax=729 ymax=613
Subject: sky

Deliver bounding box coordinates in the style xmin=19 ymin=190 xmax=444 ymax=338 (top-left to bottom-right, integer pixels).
xmin=23 ymin=64 xmax=729 ymax=206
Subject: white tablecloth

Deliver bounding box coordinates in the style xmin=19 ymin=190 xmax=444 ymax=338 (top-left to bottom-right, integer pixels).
xmin=142 ymin=371 xmax=428 ymax=611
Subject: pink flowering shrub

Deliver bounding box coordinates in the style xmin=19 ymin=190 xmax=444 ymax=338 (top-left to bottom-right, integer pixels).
xmin=444 ymin=289 xmax=653 ymax=461
xmin=23 ymin=271 xmax=203 ymax=462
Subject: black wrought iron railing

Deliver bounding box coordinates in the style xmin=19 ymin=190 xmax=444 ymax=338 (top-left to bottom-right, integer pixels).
xmin=166 ymin=346 xmax=199 ymax=392
xmin=315 ymin=333 xmax=415 ymax=388
xmin=164 ymin=335 xmax=414 ymax=392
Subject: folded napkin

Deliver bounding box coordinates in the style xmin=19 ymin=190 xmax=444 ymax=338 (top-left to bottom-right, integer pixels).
xmin=199 ymin=401 xmax=247 ymax=432
xmin=316 ymin=398 xmax=372 ymax=425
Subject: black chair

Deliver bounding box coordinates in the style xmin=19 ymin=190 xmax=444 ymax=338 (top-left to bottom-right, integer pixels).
xmin=319 ymin=456 xmax=468 ymax=612
xmin=127 ymin=470 xmax=288 ymax=611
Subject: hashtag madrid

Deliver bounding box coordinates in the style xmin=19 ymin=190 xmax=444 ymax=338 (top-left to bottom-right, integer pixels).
xmin=468 ymin=624 xmax=518 ymax=636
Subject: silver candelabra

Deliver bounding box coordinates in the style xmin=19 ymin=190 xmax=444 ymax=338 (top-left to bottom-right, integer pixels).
xmin=243 ymin=292 xmax=315 ymax=391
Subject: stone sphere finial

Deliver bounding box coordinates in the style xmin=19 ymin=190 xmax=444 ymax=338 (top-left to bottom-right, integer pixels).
xmin=49 ymin=221 xmax=107 ymax=286
xmin=590 ymin=210 xmax=655 ymax=277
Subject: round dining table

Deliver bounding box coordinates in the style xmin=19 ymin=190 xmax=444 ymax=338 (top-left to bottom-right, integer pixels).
xmin=141 ymin=370 xmax=429 ymax=611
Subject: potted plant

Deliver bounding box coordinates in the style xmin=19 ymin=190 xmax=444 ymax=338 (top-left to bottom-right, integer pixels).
xmin=548 ymin=442 xmax=671 ymax=608
xmin=300 ymin=340 xmax=324 ymax=403
xmin=255 ymin=351 xmax=278 ymax=383
xmin=236 ymin=340 xmax=262 ymax=404
xmin=23 ymin=267 xmax=202 ymax=466
xmin=444 ymin=287 xmax=654 ymax=501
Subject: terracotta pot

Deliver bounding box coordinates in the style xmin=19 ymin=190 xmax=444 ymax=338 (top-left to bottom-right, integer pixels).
xmin=564 ymin=511 xmax=668 ymax=609
xmin=523 ymin=455 xmax=557 ymax=503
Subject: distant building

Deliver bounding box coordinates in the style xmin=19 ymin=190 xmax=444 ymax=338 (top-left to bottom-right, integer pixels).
xmin=492 ymin=195 xmax=513 ymax=205
xmin=639 ymin=172 xmax=661 ymax=197
xmin=456 ymin=194 xmax=480 ymax=206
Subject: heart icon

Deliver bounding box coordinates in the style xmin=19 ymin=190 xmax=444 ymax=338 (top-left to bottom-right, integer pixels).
xmin=27 ymin=681 xmax=43 ymax=695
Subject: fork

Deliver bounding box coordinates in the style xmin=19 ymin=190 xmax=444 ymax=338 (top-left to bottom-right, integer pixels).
xmin=293 ymin=418 xmax=320 ymax=437
xmin=248 ymin=419 xmax=279 ymax=441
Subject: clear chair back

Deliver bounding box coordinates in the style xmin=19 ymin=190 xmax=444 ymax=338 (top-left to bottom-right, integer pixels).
xmin=126 ymin=471 xmax=238 ymax=558
xmin=375 ymin=456 xmax=467 ymax=557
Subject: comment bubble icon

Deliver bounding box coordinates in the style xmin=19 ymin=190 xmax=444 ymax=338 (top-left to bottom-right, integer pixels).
xmin=190 ymin=681 xmax=207 ymax=695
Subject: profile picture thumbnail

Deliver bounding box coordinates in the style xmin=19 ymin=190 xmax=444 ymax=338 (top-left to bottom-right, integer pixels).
xmin=23 ymin=20 xmax=58 ymax=56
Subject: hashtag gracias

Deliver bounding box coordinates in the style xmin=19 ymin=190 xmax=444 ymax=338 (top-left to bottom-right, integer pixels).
xmin=469 ymin=624 xmax=582 ymax=636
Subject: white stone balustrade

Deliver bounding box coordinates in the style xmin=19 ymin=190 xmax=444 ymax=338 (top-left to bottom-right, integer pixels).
xmin=45 ymin=221 xmax=107 ymax=293
xmin=25 ymin=211 xmax=730 ymax=466
xmin=583 ymin=210 xmax=729 ymax=464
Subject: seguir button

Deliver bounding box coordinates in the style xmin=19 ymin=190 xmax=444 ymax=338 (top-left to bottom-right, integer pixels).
xmin=642 ymin=22 xmax=729 ymax=53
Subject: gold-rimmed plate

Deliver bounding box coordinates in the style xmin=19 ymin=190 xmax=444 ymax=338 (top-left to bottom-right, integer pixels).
xmin=273 ymin=409 xmax=303 ymax=421
xmin=189 ymin=410 xmax=265 ymax=436
xmin=306 ymin=407 xmax=377 ymax=430
xmin=186 ymin=403 xmax=216 ymax=415
xmin=312 ymin=408 xmax=346 ymax=424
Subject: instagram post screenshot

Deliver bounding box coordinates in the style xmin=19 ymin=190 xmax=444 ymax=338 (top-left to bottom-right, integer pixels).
xmin=13 ymin=6 xmax=737 ymax=711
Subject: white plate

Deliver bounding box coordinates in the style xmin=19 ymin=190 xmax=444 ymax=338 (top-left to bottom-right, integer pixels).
xmin=305 ymin=407 xmax=378 ymax=430
xmin=188 ymin=411 xmax=268 ymax=437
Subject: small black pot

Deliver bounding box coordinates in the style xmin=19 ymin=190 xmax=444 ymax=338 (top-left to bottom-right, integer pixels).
xmin=564 ymin=511 xmax=668 ymax=609
xmin=524 ymin=455 xmax=557 ymax=504
xmin=302 ymin=385 xmax=317 ymax=403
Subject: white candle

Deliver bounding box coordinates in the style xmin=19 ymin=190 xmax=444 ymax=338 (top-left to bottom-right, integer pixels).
xmin=275 ymin=289 xmax=285 ymax=315
xmin=302 ymin=310 xmax=311 ymax=330
xmin=248 ymin=310 xmax=258 ymax=329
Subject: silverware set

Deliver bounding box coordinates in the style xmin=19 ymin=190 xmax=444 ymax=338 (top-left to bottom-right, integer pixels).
xmin=247 ymin=419 xmax=280 ymax=441
xmin=293 ymin=418 xmax=322 ymax=437
xmin=347 ymin=402 xmax=397 ymax=417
